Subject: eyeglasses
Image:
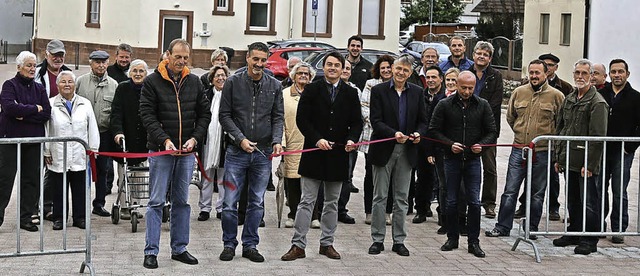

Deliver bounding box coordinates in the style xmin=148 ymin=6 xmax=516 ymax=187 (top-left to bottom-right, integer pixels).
xmin=296 ymin=71 xmax=310 ymax=76
xmin=573 ymin=71 xmax=590 ymax=77
xmin=474 ymin=52 xmax=491 ymax=57
xmin=545 ymin=63 xmax=557 ymax=67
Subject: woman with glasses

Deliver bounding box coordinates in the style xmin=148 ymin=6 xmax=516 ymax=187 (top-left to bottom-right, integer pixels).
xmin=197 ymin=65 xmax=230 ymax=221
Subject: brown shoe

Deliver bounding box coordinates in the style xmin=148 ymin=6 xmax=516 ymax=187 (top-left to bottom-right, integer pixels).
xmin=319 ymin=245 xmax=341 ymax=259
xmin=281 ymin=245 xmax=306 ymax=261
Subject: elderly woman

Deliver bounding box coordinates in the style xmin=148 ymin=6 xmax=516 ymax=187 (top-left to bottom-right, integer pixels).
xmin=444 ymin=67 xmax=460 ymax=97
xmin=109 ymin=59 xmax=150 ymax=219
xmin=44 ymin=71 xmax=99 ymax=230
xmin=200 ymin=49 xmax=228 ymax=90
xmin=0 ymin=51 xmax=51 ymax=232
xmin=359 ymin=54 xmax=396 ymax=225
xmin=281 ymin=62 xmax=316 ymax=228
xmin=197 ymin=65 xmax=230 ymax=221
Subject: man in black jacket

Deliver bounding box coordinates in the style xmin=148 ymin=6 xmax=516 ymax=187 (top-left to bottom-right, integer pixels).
xmin=218 ymin=42 xmax=284 ymax=263
xmin=280 ymin=51 xmax=362 ymax=262
xmin=430 ymin=71 xmax=497 ymax=258
xmin=346 ymin=35 xmax=373 ymax=91
xmin=139 ymin=39 xmax=211 ymax=269
xmin=470 ymin=41 xmax=503 ymax=219
xmin=597 ymin=59 xmax=640 ymax=244
xmin=367 ymin=55 xmax=428 ymax=256
xmin=106 ymin=43 xmax=132 ymax=83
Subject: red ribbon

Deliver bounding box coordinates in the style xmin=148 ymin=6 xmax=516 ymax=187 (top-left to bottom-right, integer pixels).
xmin=85 ymin=150 xmax=216 ymax=187
xmin=271 ymin=136 xmax=535 ymax=159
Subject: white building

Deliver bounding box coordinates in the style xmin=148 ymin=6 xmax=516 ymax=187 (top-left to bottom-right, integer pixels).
xmin=33 ymin=0 xmax=400 ymax=68
xmin=522 ymin=0 xmax=637 ymax=84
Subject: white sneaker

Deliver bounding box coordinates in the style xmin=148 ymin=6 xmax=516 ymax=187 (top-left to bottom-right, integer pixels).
xmin=284 ymin=218 xmax=295 ymax=228
xmin=311 ymin=219 xmax=321 ymax=229
xmin=385 ymin=214 xmax=392 ymax=225
xmin=365 ymin=214 xmax=372 ymax=225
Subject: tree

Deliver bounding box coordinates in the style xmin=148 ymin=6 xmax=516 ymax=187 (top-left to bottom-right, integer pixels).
xmin=400 ymin=0 xmax=465 ymax=31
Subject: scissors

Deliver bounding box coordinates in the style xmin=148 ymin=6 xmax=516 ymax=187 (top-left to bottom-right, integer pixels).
xmin=252 ymin=144 xmax=267 ymax=158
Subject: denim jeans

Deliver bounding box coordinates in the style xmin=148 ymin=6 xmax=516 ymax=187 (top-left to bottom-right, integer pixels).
xmin=565 ymin=171 xmax=600 ymax=246
xmin=444 ymin=157 xmax=481 ymax=243
xmin=144 ymin=153 xmax=195 ymax=256
xmin=221 ymin=145 xmax=271 ymax=250
xmin=599 ymin=148 xmax=634 ymax=232
xmin=495 ymin=149 xmax=549 ymax=233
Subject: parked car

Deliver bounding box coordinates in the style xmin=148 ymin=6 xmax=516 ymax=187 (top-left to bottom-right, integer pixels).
xmin=267 ymin=39 xmax=336 ymax=50
xmin=266 ymin=47 xmax=323 ymax=80
xmin=401 ymin=41 xmax=451 ymax=64
xmin=399 ymin=31 xmax=413 ymax=46
xmin=304 ymin=48 xmax=398 ymax=82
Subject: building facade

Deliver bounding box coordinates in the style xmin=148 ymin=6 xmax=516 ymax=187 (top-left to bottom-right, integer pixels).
xmin=33 ymin=0 xmax=400 ymax=68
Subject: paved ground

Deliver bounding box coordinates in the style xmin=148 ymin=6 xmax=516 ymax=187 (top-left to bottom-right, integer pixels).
xmin=0 ymin=63 xmax=639 ymax=275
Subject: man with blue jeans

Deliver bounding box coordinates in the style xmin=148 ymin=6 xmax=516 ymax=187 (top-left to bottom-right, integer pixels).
xmin=485 ymin=60 xmax=564 ymax=239
xmin=597 ymin=59 xmax=640 ymax=244
xmin=139 ymin=39 xmax=211 ymax=269
xmin=219 ymin=42 xmax=284 ymax=263
xmin=430 ymin=71 xmax=496 ymax=258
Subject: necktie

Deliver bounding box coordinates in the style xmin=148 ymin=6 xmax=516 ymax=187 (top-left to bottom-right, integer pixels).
xmin=65 ymin=100 xmax=72 ymax=115
xmin=330 ymin=86 xmax=337 ymax=103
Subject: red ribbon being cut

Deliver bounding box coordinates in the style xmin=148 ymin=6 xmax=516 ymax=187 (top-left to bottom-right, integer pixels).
xmin=85 ymin=150 xmax=221 ymax=189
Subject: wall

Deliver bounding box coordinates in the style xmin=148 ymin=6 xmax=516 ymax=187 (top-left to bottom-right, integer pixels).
xmin=522 ymin=0 xmax=585 ymax=81
xmin=34 ymin=0 xmax=400 ymax=68
xmin=0 ymin=0 xmax=34 ymax=54
xmin=588 ymin=0 xmax=638 ymax=85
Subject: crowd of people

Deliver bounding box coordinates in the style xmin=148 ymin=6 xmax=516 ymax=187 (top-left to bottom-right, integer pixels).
xmin=0 ymin=34 xmax=637 ymax=269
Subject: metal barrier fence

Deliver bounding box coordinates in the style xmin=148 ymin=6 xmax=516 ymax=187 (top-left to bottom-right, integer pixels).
xmin=513 ymin=135 xmax=640 ymax=263
xmin=0 ymin=137 xmax=94 ymax=275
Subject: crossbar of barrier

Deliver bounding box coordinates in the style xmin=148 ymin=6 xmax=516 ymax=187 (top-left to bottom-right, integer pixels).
xmin=512 ymin=135 xmax=640 ymax=263
xmin=0 ymin=137 xmax=94 ymax=275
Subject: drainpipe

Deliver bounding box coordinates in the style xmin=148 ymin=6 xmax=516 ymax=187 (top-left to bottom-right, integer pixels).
xmin=288 ymin=0 xmax=294 ymax=38
xmin=583 ymin=0 xmax=590 ymax=58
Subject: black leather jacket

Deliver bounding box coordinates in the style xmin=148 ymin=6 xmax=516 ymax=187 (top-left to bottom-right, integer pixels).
xmin=219 ymin=70 xmax=284 ymax=150
xmin=428 ymin=93 xmax=497 ymax=159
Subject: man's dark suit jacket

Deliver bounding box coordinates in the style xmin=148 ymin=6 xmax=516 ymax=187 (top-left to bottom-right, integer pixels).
xmin=368 ymin=80 xmax=428 ymax=168
xmin=296 ymin=79 xmax=363 ymax=182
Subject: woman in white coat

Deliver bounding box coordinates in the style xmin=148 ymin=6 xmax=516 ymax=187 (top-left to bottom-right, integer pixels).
xmin=44 ymin=71 xmax=100 ymax=230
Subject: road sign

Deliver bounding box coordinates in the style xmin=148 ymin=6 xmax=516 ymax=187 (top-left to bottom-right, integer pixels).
xmin=312 ymin=0 xmax=318 ymax=10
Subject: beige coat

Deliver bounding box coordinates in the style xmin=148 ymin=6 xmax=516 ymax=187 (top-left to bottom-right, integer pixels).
xmin=282 ymin=86 xmax=304 ymax=178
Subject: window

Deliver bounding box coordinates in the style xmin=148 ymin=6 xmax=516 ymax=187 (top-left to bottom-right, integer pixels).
xmin=560 ymin=13 xmax=571 ymax=45
xmin=85 ymin=0 xmax=100 ymax=28
xmin=358 ymin=0 xmax=385 ymax=39
xmin=213 ymin=0 xmax=234 ymax=16
xmin=303 ymin=0 xmax=333 ymax=38
xmin=245 ymin=0 xmax=276 ymax=35
xmin=539 ymin=13 xmax=549 ymax=44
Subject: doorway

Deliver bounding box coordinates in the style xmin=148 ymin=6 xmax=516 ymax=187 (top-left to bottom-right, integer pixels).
xmin=158 ymin=10 xmax=193 ymax=56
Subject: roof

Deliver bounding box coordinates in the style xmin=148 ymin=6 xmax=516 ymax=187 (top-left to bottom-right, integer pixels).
xmin=472 ymin=0 xmax=524 ymax=14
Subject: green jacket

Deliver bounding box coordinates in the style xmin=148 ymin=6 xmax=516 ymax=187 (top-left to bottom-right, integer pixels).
xmin=555 ymin=86 xmax=609 ymax=173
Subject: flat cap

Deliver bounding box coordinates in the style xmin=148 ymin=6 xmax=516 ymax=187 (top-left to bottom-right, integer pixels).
xmin=46 ymin=39 xmax=65 ymax=54
xmin=89 ymin=50 xmax=109 ymax=60
xmin=538 ymin=53 xmax=560 ymax=63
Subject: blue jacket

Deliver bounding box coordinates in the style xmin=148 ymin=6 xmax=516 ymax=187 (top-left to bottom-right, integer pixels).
xmin=439 ymin=56 xmax=474 ymax=72
xmin=0 ymin=73 xmax=51 ymax=138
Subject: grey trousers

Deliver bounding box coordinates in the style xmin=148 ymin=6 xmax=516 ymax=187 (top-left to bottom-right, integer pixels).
xmin=292 ymin=176 xmax=342 ymax=249
xmin=198 ymin=167 xmax=225 ymax=213
xmin=371 ymin=145 xmax=412 ymax=244
xmin=481 ymin=146 xmax=498 ymax=209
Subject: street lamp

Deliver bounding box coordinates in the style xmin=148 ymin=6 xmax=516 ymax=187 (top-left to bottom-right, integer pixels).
xmin=429 ymin=0 xmax=433 ymax=40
